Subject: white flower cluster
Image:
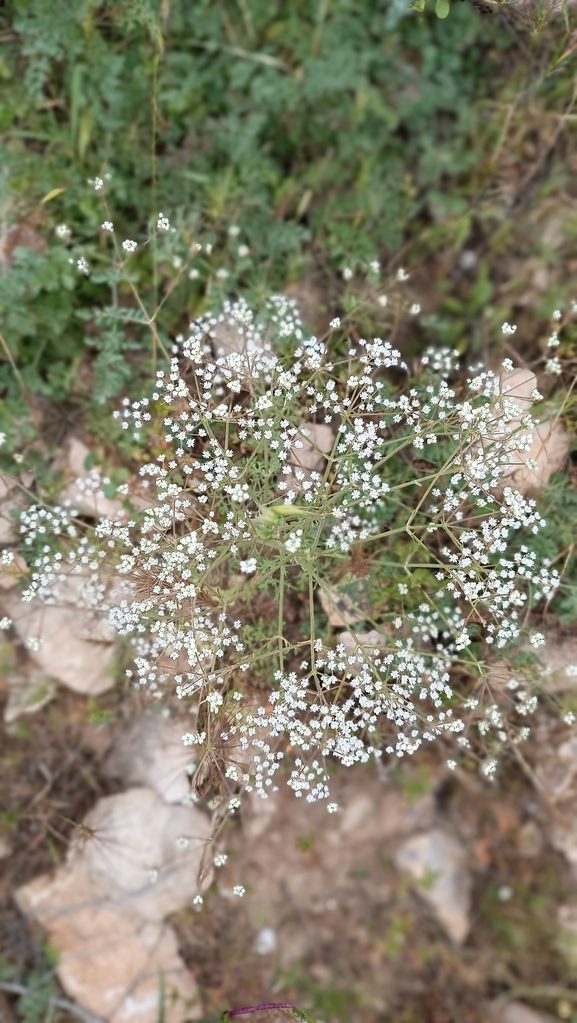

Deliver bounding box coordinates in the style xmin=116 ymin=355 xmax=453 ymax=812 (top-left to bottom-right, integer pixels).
xmin=18 ymin=298 xmax=561 ymax=803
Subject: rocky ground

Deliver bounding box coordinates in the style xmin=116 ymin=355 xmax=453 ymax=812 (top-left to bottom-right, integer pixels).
xmin=2 ymin=322 xmax=577 ymax=1023
xmin=2 ymin=619 xmax=577 ymax=1023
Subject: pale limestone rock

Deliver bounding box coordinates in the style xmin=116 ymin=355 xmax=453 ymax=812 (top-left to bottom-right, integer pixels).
xmin=485 ymin=636 xmax=577 ymax=695
xmin=104 ymin=714 xmax=195 ymax=804
xmin=533 ymin=733 xmax=577 ymax=870
xmin=68 ymin=787 xmax=212 ymax=920
xmin=499 ymin=368 xmax=537 ymax=413
xmin=336 ymin=629 xmax=388 ymax=657
xmin=15 ymin=867 xmax=202 ymax=1023
xmin=318 ymin=575 xmax=369 ymax=627
xmin=491 ymin=1002 xmax=559 ymax=1023
xmin=210 ymin=319 xmax=248 ymax=356
xmin=1 ymin=575 xmax=116 ymax=695
xmin=339 ymin=790 xmax=434 ymax=841
xmin=57 ymin=437 xmax=153 ymax=521
xmin=289 ymin=422 xmax=334 ymax=488
xmin=497 ymin=370 xmax=570 ymax=494
xmin=58 ymin=437 xmax=128 ymax=520
xmin=284 ymin=279 xmax=328 ymax=334
xmin=394 ymin=828 xmax=472 ymax=943
xmin=3 ymin=670 xmax=57 ymax=724
xmin=0 ymin=552 xmax=28 ymax=591
xmin=549 ymin=813 xmax=577 ymax=868
xmin=533 ymin=637 xmax=577 ymax=693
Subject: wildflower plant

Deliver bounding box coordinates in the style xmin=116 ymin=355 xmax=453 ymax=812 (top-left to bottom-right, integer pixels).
xmin=12 ymin=196 xmax=576 ymax=811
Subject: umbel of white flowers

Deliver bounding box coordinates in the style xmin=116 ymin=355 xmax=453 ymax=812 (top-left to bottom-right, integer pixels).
xmin=18 ymin=297 xmax=558 ymax=802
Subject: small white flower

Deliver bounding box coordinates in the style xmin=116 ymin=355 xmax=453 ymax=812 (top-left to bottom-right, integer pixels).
xmin=330 ymin=318 xmax=341 ymax=329
xmin=552 ymin=309 xmax=562 ymax=321
xmin=228 ymin=483 xmax=249 ymax=503
xmin=214 ymin=853 xmax=228 ymax=867
xmin=228 ymin=224 xmax=240 ymax=237
xmin=545 ymin=357 xmax=562 ymax=375
xmin=55 ymin=223 xmax=71 ymax=240
xmin=501 ymin=322 xmax=517 ymax=335
xmin=233 ymin=885 xmax=246 ymax=897
xmin=342 ymin=267 xmax=353 ymax=281
xmin=216 ymin=268 xmax=229 ymax=280
xmin=189 ymin=268 xmax=200 ymax=280
xmin=447 ymin=760 xmax=457 ymax=770
xmin=238 ymin=245 xmax=250 ymax=258
xmin=92 ymin=177 xmax=104 ymax=191
xmin=285 ymin=529 xmax=303 ymax=553
xmin=239 ymin=557 xmax=257 ymax=574
xmin=501 ymin=358 xmax=514 ymax=371
xmin=369 ymin=260 xmax=380 ymax=274
xmin=529 ymin=632 xmax=546 ymax=648
xmin=77 ymin=256 xmax=89 ymax=275
xmin=498 ymin=885 xmax=513 ymax=901
xmin=377 ymin=294 xmax=388 ymax=307
xmin=327 ymin=802 xmax=339 ymax=813
xmin=175 ymin=836 xmax=189 ymax=849
xmin=0 ymin=617 xmax=12 ymax=630
xmin=101 ymin=221 xmax=114 ymax=232
xmin=397 ymin=267 xmax=409 ymax=281
xmin=193 ymin=895 xmax=203 ymax=906
xmin=122 ymin=239 xmax=137 ymax=253
xmin=564 ymin=711 xmax=575 ymax=725
xmin=410 ymin=303 xmax=421 ymax=315
xmin=157 ymin=213 xmax=170 ymax=231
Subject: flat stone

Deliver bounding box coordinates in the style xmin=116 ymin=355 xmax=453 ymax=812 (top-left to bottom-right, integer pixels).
xmin=1 ymin=576 xmax=116 ymax=695
xmin=104 ymin=713 xmax=195 ymax=803
xmin=3 ymin=670 xmax=57 ymax=724
xmin=534 ymin=637 xmax=577 ymax=693
xmin=498 ymin=370 xmax=571 ymax=495
xmin=58 ymin=437 xmax=127 ymax=521
xmin=289 ymin=422 xmax=334 ymax=477
xmin=15 ymin=867 xmax=202 ymax=1023
xmin=491 ymin=1001 xmax=559 ymax=1023
xmin=394 ymin=828 xmax=472 ymax=943
xmin=0 ymin=553 xmax=28 ymax=591
xmin=336 ymin=629 xmax=388 ymax=657
xmin=67 ymin=787 xmax=213 ymax=920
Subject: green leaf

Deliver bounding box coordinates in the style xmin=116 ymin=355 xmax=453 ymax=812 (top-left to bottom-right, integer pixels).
xmin=435 ymin=0 xmax=450 ymax=16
